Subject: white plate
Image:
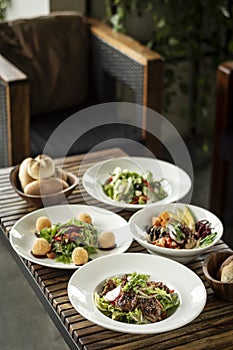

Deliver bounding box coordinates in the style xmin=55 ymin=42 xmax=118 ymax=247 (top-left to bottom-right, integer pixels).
xmin=129 ymin=203 xmax=223 ymax=264
xmin=68 ymin=253 xmax=207 ymax=334
xmin=10 ymin=204 xmax=133 ymax=269
xmin=82 ymin=157 xmax=192 ymax=210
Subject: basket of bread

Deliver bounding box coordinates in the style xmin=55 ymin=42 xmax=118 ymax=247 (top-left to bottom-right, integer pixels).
xmin=10 ymin=154 xmax=79 ymax=208
xmin=203 ymin=251 xmax=233 ymax=302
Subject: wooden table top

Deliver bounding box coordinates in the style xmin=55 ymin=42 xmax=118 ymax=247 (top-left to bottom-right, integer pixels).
xmin=0 ymin=147 xmax=233 ymax=350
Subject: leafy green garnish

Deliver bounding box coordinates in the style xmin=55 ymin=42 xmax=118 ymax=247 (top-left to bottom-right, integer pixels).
xmin=122 ymin=272 xmax=150 ymax=292
xmin=39 ymin=224 xmax=60 ymax=243
xmin=199 ymin=232 xmax=217 ymax=247
xmin=95 ymin=272 xmax=180 ymax=325
xmin=37 ymin=219 xmax=98 ymax=264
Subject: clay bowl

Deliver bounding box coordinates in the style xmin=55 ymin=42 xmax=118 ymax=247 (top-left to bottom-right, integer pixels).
xmin=10 ymin=165 xmax=79 ymax=208
xmin=203 ymin=251 xmax=233 ymax=302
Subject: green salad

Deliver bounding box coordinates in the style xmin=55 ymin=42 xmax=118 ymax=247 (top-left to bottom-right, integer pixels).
xmin=94 ymin=272 xmax=180 ymax=324
xmin=102 ymin=167 xmax=168 ymax=205
xmin=37 ymin=218 xmax=98 ymax=263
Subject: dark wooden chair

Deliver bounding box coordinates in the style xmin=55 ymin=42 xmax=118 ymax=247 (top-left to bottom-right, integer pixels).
xmin=0 ymin=12 xmax=163 ymax=167
xmin=210 ymin=61 xmax=233 ymax=217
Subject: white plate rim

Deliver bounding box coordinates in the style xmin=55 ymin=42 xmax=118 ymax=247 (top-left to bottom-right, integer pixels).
xmin=82 ymin=157 xmax=192 ymax=210
xmin=9 ymin=204 xmax=133 ymax=269
xmin=68 ymin=252 xmax=207 ymax=334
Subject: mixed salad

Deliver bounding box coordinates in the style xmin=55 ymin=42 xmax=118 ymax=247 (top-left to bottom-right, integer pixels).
xmin=102 ymin=167 xmax=168 ymax=205
xmin=36 ymin=218 xmax=98 ymax=263
xmin=146 ymin=206 xmax=218 ymax=249
xmin=94 ymin=272 xmax=180 ymax=324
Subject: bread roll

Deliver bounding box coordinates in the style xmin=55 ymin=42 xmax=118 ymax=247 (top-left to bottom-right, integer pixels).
xmin=18 ymin=157 xmax=34 ymax=190
xmin=24 ymin=177 xmax=69 ymax=196
xmin=27 ymin=154 xmax=55 ymax=180
xmin=220 ymin=255 xmax=233 ymax=283
xmin=54 ymin=167 xmax=68 ymax=182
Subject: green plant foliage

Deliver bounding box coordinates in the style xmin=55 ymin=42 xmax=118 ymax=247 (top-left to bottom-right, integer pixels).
xmin=0 ymin=0 xmax=10 ymax=20
xmin=107 ymin=1 xmax=232 ymax=58
xmin=105 ymin=0 xmax=233 ymax=151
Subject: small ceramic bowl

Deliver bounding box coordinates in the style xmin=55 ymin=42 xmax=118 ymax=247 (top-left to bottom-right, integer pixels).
xmin=10 ymin=165 xmax=79 ymax=208
xmin=203 ymin=251 xmax=233 ymax=302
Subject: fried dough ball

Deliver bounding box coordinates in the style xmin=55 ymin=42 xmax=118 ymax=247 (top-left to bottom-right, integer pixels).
xmin=72 ymin=247 xmax=89 ymax=265
xmin=32 ymin=238 xmax=51 ymax=256
xmin=98 ymin=231 xmax=116 ymax=249
xmin=78 ymin=212 xmax=92 ymax=224
xmin=36 ymin=216 xmax=52 ymax=232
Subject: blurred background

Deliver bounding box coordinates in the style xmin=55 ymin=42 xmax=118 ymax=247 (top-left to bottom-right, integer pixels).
xmin=0 ymin=1 xmax=233 ymax=349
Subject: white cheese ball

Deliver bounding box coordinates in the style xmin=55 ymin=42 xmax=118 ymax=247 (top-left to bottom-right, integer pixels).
xmin=72 ymin=247 xmax=89 ymax=265
xmin=32 ymin=238 xmax=51 ymax=256
xmin=98 ymin=231 xmax=115 ymax=249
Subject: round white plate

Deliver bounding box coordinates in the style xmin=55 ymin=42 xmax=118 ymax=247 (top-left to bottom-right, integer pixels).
xmin=82 ymin=157 xmax=192 ymax=210
xmin=10 ymin=204 xmax=133 ymax=269
xmin=68 ymin=253 xmax=207 ymax=334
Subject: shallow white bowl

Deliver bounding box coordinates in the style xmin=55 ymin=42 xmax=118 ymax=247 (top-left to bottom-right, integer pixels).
xmin=68 ymin=253 xmax=207 ymax=334
xmin=82 ymin=157 xmax=192 ymax=210
xmin=128 ymin=203 xmax=223 ymax=264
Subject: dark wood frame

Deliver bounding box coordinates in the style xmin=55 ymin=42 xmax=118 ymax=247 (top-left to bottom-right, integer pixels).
xmin=0 ymin=16 xmax=163 ymax=167
xmin=210 ymin=61 xmax=233 ymax=216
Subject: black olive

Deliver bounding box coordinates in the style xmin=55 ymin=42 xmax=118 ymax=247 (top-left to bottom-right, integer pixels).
xmin=134 ymin=183 xmax=143 ymax=191
xmin=145 ymin=225 xmax=152 ymax=234
xmin=154 ymin=227 xmax=162 ymax=239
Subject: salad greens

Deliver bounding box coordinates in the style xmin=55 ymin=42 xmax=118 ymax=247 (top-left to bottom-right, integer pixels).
xmin=102 ymin=167 xmax=168 ymax=205
xmin=37 ymin=218 xmax=98 ymax=264
xmin=94 ymin=272 xmax=180 ymax=324
xmin=146 ymin=206 xmax=218 ymax=250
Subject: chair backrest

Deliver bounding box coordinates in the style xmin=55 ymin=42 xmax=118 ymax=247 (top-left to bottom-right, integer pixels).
xmin=0 ymin=12 xmax=89 ymax=117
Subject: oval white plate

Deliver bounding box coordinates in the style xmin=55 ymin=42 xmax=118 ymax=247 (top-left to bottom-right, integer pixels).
xmin=128 ymin=203 xmax=223 ymax=264
xmin=68 ymin=253 xmax=207 ymax=334
xmin=82 ymin=157 xmax=192 ymax=210
xmin=10 ymin=204 xmax=133 ymax=269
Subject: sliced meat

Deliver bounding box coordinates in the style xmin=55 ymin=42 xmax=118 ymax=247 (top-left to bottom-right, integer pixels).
xmin=139 ymin=297 xmax=163 ymax=323
xmin=116 ymin=292 xmax=138 ymax=312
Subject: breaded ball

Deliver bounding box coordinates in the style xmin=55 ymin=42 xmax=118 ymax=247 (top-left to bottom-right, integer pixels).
xmin=78 ymin=212 xmax=92 ymax=224
xmin=36 ymin=216 xmax=52 ymax=232
xmin=32 ymin=238 xmax=51 ymax=256
xmin=72 ymin=247 xmax=89 ymax=265
xmin=98 ymin=231 xmax=116 ymax=249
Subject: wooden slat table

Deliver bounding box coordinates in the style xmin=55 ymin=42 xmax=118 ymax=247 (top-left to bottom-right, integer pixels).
xmin=0 ymin=147 xmax=233 ymax=350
